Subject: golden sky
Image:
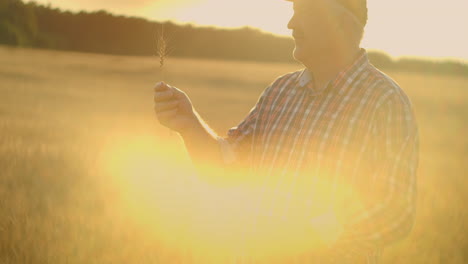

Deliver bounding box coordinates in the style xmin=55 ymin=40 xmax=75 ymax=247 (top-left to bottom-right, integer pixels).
xmin=29 ymin=0 xmax=468 ymax=60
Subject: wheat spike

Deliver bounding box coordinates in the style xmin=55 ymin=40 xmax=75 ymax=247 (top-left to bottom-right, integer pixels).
xmin=157 ymin=24 xmax=170 ymax=81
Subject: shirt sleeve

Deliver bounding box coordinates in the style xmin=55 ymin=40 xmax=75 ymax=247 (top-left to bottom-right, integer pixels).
xmin=325 ymin=92 xmax=419 ymax=259
xmin=218 ymin=86 xmax=270 ymax=167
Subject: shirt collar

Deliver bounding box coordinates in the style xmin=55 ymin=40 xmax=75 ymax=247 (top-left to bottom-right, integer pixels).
xmin=296 ymin=49 xmax=369 ymax=94
xmin=297 ymin=68 xmax=313 ymax=88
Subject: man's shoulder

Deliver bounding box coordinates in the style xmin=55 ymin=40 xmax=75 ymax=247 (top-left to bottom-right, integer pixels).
xmin=365 ymin=66 xmax=419 ymax=135
xmin=364 ymin=64 xmax=414 ymax=110
xmin=259 ymin=70 xmax=303 ymax=97
xmin=272 ymin=69 xmax=303 ymax=86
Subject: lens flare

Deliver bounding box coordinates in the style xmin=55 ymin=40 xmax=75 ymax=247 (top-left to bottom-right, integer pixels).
xmin=97 ymin=133 xmax=360 ymax=261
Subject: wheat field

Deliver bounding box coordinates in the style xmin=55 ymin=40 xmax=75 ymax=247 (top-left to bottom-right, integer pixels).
xmin=0 ymin=45 xmax=467 ymax=263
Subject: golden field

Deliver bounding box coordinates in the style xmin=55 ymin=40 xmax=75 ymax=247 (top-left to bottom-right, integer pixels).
xmin=0 ymin=45 xmax=467 ymax=263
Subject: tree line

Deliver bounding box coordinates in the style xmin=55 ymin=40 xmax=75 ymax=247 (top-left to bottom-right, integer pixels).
xmin=1 ymin=0 xmax=467 ymax=76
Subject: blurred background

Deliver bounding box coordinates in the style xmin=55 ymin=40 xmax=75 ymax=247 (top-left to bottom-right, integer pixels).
xmin=0 ymin=0 xmax=467 ymax=263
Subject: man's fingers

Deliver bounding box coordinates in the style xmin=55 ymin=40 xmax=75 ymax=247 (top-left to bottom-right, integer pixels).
xmin=154 ymin=100 xmax=179 ymax=112
xmin=154 ymin=89 xmax=174 ymax=102
xmin=154 ymin=81 xmax=170 ymax=92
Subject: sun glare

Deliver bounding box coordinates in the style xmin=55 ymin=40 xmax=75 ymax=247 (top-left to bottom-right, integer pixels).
xmin=95 ymin=132 xmax=351 ymax=260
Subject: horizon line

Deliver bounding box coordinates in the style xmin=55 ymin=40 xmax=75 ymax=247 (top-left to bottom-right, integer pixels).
xmin=24 ymin=0 xmax=468 ymax=63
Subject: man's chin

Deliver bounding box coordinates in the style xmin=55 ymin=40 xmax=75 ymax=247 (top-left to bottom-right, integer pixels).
xmin=292 ymin=48 xmax=307 ymax=64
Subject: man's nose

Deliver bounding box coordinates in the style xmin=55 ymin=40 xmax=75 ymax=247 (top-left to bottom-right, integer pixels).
xmin=287 ymin=17 xmax=294 ymax=30
xmin=287 ymin=14 xmax=297 ymax=30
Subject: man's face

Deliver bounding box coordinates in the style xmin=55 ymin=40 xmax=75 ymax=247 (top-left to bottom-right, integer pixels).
xmin=288 ymin=0 xmax=342 ymax=64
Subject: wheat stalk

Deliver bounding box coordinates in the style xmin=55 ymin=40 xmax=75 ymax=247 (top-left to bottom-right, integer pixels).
xmin=156 ymin=24 xmax=176 ymax=137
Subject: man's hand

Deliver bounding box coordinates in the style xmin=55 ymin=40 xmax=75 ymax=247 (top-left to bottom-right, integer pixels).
xmin=153 ymin=82 xmax=224 ymax=170
xmin=153 ymin=82 xmax=198 ymax=134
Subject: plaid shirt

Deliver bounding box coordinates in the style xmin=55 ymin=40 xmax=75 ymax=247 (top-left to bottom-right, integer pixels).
xmin=219 ymin=49 xmax=419 ymax=263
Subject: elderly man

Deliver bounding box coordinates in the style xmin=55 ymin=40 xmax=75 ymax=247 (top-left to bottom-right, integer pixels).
xmin=153 ymin=0 xmax=419 ymax=262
